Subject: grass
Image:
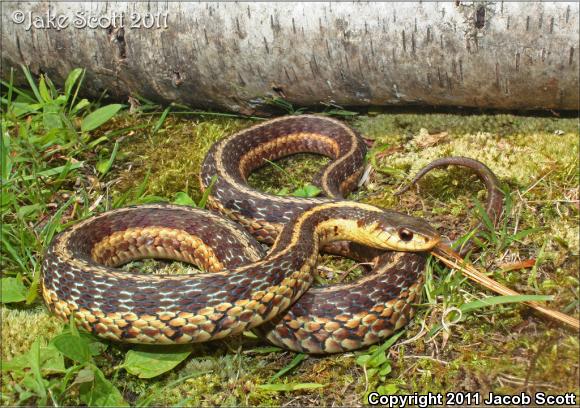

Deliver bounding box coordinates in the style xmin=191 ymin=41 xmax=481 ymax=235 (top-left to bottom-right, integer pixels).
xmin=1 ymin=68 xmax=579 ymax=406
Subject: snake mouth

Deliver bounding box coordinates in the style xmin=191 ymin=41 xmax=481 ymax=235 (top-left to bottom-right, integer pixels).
xmin=418 ymin=235 xmax=441 ymax=251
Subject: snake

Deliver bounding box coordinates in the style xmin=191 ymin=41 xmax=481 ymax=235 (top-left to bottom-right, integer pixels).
xmin=42 ymin=115 xmax=503 ymax=353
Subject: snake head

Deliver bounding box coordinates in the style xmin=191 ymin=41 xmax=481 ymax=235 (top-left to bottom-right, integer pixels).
xmin=356 ymin=209 xmax=441 ymax=252
xmin=315 ymin=203 xmax=440 ymax=252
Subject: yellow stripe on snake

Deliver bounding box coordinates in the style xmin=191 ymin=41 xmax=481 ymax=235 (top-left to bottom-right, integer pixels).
xmin=42 ymin=115 xmax=503 ymax=353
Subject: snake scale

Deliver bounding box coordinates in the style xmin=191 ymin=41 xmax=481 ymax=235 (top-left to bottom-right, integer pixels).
xmin=42 ymin=115 xmax=503 ymax=353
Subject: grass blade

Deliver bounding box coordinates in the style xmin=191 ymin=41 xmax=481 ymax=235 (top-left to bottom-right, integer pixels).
xmin=269 ymin=353 xmax=307 ymax=382
xmin=257 ymin=383 xmax=325 ymax=392
xmin=96 ymin=141 xmax=120 ymax=176
xmin=0 ymin=78 xmax=36 ymax=104
xmin=38 ymin=75 xmax=52 ymax=102
xmin=357 ymin=329 xmax=406 ymax=369
xmin=151 ymin=105 xmax=171 ymax=136
xmin=473 ymin=198 xmax=494 ymax=233
xmin=6 ymin=68 xmax=14 ymax=109
xmin=428 ymin=294 xmax=555 ymax=337
xmin=1 ymin=132 xmax=13 ymax=183
xmin=40 ymin=196 xmax=76 ymax=245
xmin=81 ymin=104 xmax=124 ymax=132
xmin=198 ymin=175 xmax=217 ymax=209
xmin=64 ymin=68 xmax=84 ymax=102
xmin=25 ymin=268 xmax=42 ymax=304
xmin=1 ymin=234 xmax=28 ymax=271
xmin=460 ymin=294 xmax=554 ymax=314
xmin=21 ymin=65 xmax=42 ymax=103
xmin=12 ymin=161 xmax=84 ymax=183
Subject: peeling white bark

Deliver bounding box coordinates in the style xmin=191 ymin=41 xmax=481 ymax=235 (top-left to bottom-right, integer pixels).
xmin=1 ymin=2 xmax=578 ymax=112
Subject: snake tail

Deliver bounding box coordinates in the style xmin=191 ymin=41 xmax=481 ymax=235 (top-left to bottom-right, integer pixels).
xmin=395 ymin=157 xmax=504 ymax=254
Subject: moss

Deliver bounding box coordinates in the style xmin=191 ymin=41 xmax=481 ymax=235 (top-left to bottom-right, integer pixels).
xmin=354 ymin=113 xmax=578 ymax=140
xmin=115 ymin=117 xmax=252 ymax=201
xmin=1 ymin=306 xmax=62 ymax=360
xmin=248 ymin=153 xmax=329 ymax=194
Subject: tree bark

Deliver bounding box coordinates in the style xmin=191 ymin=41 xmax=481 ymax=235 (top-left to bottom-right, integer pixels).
xmin=2 ymin=1 xmax=578 ymax=112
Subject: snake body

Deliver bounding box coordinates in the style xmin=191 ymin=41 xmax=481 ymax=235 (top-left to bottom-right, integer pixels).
xmin=43 ymin=115 xmax=502 ymax=353
xmin=42 ymin=202 xmax=438 ymax=347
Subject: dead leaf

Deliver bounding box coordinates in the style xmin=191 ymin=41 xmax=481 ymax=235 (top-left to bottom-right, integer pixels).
xmin=415 ymin=128 xmax=449 ymax=148
xmin=499 ymin=259 xmax=536 ymax=273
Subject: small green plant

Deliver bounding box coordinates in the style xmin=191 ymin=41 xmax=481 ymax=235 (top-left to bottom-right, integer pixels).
xmin=120 ymin=345 xmax=193 ymax=379
xmin=277 ymin=184 xmax=322 ymax=198
xmin=355 ymin=330 xmax=406 ymax=397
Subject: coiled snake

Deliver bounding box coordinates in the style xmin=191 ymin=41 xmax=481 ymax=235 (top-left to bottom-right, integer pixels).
xmin=42 ymin=115 xmax=502 ymax=353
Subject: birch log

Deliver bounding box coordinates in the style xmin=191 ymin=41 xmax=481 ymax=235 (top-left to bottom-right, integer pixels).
xmin=1 ymin=2 xmax=578 ymax=112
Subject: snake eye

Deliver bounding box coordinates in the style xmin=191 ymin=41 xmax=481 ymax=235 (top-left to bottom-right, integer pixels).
xmin=398 ymin=228 xmax=414 ymax=242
